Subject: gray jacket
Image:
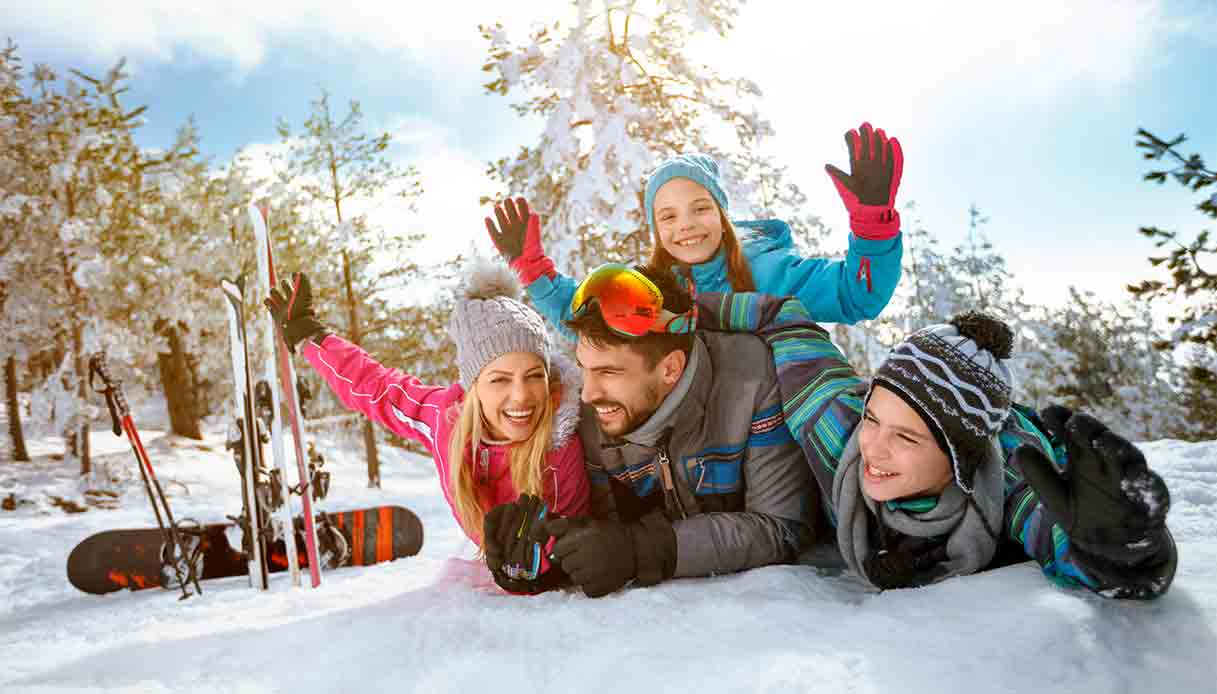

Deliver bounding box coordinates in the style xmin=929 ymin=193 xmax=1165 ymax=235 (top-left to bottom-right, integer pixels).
xmin=580 ymin=331 xmax=815 ymax=578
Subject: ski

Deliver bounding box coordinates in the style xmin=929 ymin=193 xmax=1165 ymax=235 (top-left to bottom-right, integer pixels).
xmin=220 ymin=276 xmax=270 ymax=590
xmin=250 ymin=202 xmax=323 ymax=588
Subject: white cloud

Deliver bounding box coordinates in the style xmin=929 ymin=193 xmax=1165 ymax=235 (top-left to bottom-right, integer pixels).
xmin=3 ymin=0 xmax=574 ymax=76
xmin=377 ymin=115 xmax=504 ymax=265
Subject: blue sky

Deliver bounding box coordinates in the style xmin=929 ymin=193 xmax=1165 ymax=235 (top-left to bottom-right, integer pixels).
xmin=6 ymin=0 xmax=1215 ymax=311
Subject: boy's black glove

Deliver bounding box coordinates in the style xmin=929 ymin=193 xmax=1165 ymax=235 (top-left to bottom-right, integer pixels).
xmin=484 ymin=494 xmax=565 ymax=594
xmin=544 ymin=512 xmax=676 ymax=598
xmin=1013 ymin=405 xmax=1175 ymax=597
xmin=863 ymin=536 xmax=949 ymax=590
xmin=263 ymin=272 xmax=330 ymax=354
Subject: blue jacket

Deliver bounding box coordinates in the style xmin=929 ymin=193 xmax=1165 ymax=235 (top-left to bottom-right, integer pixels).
xmin=526 ymin=219 xmax=902 ymax=340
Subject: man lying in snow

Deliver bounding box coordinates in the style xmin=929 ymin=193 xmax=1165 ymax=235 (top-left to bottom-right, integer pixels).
xmin=538 ymin=263 xmax=817 ymax=597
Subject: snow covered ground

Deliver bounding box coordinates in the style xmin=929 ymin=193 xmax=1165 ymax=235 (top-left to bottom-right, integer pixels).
xmin=1 ymin=423 xmax=1215 ymax=694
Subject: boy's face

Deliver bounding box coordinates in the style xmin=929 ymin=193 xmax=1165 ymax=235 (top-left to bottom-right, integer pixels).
xmin=858 ymin=387 xmax=954 ymax=502
xmin=575 ymin=336 xmax=683 ymax=438
xmin=653 ymin=177 xmax=725 ymax=265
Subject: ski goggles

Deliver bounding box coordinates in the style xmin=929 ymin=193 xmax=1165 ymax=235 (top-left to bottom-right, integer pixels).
xmin=570 ymin=263 xmax=697 ymax=337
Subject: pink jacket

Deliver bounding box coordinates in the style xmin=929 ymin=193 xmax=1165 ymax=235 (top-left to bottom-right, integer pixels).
xmin=301 ymin=334 xmax=589 ymax=546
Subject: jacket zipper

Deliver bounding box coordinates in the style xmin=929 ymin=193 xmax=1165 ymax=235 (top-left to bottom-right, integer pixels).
xmin=657 ymin=444 xmax=688 ymax=520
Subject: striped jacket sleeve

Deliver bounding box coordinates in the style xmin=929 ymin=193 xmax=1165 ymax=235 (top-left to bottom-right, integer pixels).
xmin=695 ymin=292 xmax=865 ymax=523
xmin=301 ymin=334 xmax=460 ymax=457
xmin=997 ymin=407 xmax=1101 ymax=590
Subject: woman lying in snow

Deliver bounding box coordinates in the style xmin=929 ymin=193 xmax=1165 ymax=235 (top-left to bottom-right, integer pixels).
xmin=696 ymin=295 xmax=1176 ymax=598
xmin=265 ymin=257 xmax=589 ymax=595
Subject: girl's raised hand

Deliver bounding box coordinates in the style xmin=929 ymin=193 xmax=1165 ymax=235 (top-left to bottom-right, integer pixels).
xmin=825 ymin=122 xmax=904 ymax=241
xmin=486 ymin=197 xmax=531 ymax=262
xmin=483 ymin=197 xmax=555 ymax=285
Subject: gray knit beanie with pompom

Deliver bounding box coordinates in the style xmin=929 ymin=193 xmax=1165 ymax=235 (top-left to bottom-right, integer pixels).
xmin=448 ymin=256 xmax=551 ymax=388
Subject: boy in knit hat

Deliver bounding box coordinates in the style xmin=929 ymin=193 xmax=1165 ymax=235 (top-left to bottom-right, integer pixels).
xmin=266 ymin=257 xmax=590 ymax=594
xmin=834 ymin=312 xmax=1016 ymax=588
xmin=695 ymin=295 xmax=1177 ymax=599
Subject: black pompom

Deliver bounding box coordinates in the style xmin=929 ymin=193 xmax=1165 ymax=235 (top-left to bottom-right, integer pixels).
xmin=949 ymin=311 xmax=1013 ymax=360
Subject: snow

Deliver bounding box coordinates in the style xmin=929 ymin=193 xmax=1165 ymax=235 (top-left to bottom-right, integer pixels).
xmin=1 ymin=427 xmax=1215 ymax=693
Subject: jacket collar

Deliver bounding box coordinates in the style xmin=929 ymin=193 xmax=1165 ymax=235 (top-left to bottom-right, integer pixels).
xmin=547 ymin=351 xmax=583 ymax=450
xmin=681 ymin=247 xmax=728 ymax=293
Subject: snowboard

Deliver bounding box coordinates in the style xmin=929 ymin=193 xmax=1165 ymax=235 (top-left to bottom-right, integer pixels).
xmin=67 ymin=506 xmax=424 ymax=595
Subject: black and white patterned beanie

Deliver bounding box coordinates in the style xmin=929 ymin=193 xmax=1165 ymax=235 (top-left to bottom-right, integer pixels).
xmin=869 ymin=311 xmax=1015 ymax=494
xmin=449 ymin=256 xmax=550 ymax=389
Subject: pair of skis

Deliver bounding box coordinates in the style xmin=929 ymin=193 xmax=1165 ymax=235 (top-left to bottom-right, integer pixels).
xmin=220 ymin=203 xmax=322 ymax=591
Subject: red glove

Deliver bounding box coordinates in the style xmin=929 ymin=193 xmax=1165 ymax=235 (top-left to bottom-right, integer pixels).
xmin=825 ymin=122 xmax=904 ymax=241
xmin=485 ymin=197 xmax=555 ymax=286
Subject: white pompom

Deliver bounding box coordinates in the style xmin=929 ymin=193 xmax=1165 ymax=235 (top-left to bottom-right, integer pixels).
xmin=461 ymin=255 xmax=521 ymax=302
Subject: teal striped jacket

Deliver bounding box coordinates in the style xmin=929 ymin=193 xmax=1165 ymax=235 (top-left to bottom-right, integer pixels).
xmin=695 ymin=291 xmax=1169 ymax=597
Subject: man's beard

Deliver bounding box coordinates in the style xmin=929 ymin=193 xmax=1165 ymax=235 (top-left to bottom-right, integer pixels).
xmin=594 ymin=383 xmax=661 ymax=438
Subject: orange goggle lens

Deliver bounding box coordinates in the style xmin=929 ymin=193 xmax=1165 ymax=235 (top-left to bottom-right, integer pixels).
xmin=570 ymin=263 xmax=696 ymax=337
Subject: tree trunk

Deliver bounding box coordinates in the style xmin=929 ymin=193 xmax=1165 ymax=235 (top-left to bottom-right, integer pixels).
xmin=342 ymin=250 xmax=380 ymax=488
xmin=5 ymin=355 xmax=29 ymax=462
xmin=157 ymin=322 xmax=202 ymax=439
xmin=60 ymin=253 xmax=90 ymax=475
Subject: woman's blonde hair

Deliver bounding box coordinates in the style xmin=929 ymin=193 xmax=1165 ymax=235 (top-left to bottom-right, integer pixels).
xmin=647 ymin=205 xmax=756 ymax=291
xmin=446 ymin=371 xmax=557 ymax=551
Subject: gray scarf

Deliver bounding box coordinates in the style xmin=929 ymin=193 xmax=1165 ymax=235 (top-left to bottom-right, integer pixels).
xmin=832 ymin=428 xmax=1005 ymax=590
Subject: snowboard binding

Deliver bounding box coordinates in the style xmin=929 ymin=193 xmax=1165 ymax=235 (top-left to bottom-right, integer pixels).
xmin=307 ymin=443 xmax=330 ymax=502
xmin=314 ymin=513 xmax=350 ymax=570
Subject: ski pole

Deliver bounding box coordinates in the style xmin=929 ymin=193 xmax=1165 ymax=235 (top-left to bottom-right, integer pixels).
xmin=88 ymin=352 xmax=198 ymax=599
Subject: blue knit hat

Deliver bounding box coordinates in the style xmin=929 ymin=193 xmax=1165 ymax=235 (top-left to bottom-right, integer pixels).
xmin=643 ymin=153 xmax=729 ymax=236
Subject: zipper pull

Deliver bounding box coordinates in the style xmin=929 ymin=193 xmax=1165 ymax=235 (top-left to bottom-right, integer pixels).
xmin=656 ymin=447 xmax=687 ymax=520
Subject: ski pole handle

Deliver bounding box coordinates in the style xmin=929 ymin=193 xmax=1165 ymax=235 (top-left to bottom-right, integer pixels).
xmin=89 ymin=351 xmax=129 ymax=435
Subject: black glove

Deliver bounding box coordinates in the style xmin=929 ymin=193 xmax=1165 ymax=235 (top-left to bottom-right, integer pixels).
xmin=863 ymin=535 xmax=949 ymax=590
xmin=1013 ymin=405 xmax=1173 ymax=588
xmin=485 ymin=197 xmax=531 ymax=263
xmin=263 ymin=272 xmax=330 ymax=354
xmin=484 ymin=493 xmax=555 ymax=594
xmin=545 ymin=513 xmax=676 ymax=598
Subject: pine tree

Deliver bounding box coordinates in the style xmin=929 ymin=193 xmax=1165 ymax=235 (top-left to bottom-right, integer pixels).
xmin=273 ymin=88 xmax=425 ymax=488
xmin=1019 ymin=288 xmax=1186 ymax=440
xmin=1128 ymin=128 xmax=1216 ymax=438
xmin=481 ymin=0 xmax=807 ymax=275
xmin=0 ymin=41 xmax=35 ymax=462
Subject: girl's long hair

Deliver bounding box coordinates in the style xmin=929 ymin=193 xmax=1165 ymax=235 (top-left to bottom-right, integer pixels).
xmin=647 ymin=205 xmax=756 ymax=291
xmin=446 ymin=376 xmax=557 ymax=551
